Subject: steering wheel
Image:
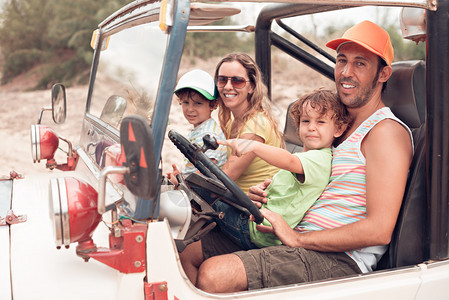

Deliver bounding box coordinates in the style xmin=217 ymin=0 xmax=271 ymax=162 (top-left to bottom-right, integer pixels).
xmin=168 ymin=130 xmax=264 ymax=224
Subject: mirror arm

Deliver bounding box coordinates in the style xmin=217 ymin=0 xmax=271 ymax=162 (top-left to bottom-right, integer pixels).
xmin=98 ymin=166 xmax=129 ymax=214
xmin=37 ymin=107 xmax=52 ymax=124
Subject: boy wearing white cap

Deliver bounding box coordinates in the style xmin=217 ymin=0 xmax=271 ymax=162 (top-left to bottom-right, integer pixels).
xmin=167 ymin=69 xmax=227 ymax=182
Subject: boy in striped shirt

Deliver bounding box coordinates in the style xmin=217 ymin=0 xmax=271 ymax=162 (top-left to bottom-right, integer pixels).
xmin=166 ymin=69 xmax=227 ymax=185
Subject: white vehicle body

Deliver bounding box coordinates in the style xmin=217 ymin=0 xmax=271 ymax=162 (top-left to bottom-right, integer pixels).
xmin=2 ymin=0 xmax=448 ymax=299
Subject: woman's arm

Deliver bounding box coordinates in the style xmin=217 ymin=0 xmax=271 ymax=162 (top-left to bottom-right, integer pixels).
xmin=220 ymin=133 xmax=261 ymax=180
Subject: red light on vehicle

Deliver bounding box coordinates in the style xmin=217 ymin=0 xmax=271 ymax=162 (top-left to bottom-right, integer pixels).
xmin=49 ymin=177 xmax=101 ymax=248
xmin=31 ymin=124 xmax=59 ymax=163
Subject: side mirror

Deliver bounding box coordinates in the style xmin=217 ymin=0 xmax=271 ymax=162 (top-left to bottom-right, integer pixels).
xmin=97 ymin=115 xmax=157 ymax=214
xmin=51 ymin=83 xmax=67 ymax=124
xmin=31 ymin=84 xmax=76 ymax=169
xmin=120 ymin=115 xmax=157 ymax=199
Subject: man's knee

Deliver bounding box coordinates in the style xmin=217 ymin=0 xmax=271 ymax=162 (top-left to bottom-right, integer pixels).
xmin=180 ymin=240 xmax=203 ymax=267
xmin=179 ymin=240 xmax=204 ymax=285
xmin=196 ymin=259 xmax=217 ymax=291
xmin=196 ymin=254 xmax=248 ymax=293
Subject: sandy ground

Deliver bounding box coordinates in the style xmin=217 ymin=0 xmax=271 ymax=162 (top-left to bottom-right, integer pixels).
xmin=0 ymin=54 xmax=333 ymax=178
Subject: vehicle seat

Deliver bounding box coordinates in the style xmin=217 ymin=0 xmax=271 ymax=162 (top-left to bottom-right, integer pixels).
xmin=283 ymin=101 xmax=303 ymax=153
xmin=377 ymin=60 xmax=427 ymax=269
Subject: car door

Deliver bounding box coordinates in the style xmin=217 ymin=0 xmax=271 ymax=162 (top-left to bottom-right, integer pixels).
xmin=0 ymin=179 xmax=13 ymax=300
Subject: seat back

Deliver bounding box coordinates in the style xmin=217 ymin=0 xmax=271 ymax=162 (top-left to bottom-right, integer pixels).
xmin=383 ymin=60 xmax=426 ymax=140
xmin=283 ymin=101 xmax=303 ymax=153
xmin=378 ymin=60 xmax=427 ymax=269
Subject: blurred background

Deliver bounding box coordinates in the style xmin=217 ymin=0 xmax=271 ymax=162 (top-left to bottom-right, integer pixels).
xmin=0 ymin=0 xmax=425 ymax=176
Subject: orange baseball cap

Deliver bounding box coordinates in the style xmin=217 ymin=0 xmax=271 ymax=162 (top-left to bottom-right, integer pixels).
xmin=326 ymin=20 xmax=394 ymax=66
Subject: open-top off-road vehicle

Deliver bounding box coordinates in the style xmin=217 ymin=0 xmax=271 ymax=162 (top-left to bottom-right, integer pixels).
xmin=2 ymin=0 xmax=448 ymax=299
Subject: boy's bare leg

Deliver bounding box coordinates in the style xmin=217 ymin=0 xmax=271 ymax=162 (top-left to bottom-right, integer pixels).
xmin=196 ymin=253 xmax=248 ymax=293
xmin=180 ymin=240 xmax=204 ymax=285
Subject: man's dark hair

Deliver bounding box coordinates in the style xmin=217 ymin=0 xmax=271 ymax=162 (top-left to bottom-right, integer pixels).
xmin=377 ymin=57 xmax=388 ymax=93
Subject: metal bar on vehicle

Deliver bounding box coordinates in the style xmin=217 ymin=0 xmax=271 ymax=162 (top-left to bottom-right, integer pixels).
xmin=187 ymin=25 xmax=255 ymax=32
xmin=255 ymin=2 xmax=344 ymax=97
xmin=133 ymin=0 xmax=190 ymax=220
xmin=201 ymin=0 xmax=436 ymax=11
xmin=271 ymin=32 xmax=334 ymax=80
xmin=99 ymin=0 xmax=156 ymax=28
xmin=426 ymin=0 xmax=449 ymax=261
xmin=276 ymin=19 xmax=336 ymax=63
xmin=98 ymin=166 xmax=129 ymax=214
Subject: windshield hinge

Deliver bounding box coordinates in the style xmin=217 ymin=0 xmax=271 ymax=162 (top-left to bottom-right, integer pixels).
xmin=0 ymin=210 xmax=27 ymax=226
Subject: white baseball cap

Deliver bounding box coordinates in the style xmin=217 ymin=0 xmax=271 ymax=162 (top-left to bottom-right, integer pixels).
xmin=174 ymin=69 xmax=217 ymax=100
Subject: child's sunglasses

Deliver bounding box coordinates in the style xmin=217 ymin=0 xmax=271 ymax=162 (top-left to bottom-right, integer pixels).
xmin=216 ymin=76 xmax=250 ymax=89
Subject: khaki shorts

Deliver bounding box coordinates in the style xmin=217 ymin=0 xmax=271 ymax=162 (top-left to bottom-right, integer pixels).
xmin=202 ymin=228 xmax=362 ymax=290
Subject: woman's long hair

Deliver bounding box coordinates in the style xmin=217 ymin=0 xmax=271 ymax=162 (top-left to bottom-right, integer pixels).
xmin=214 ymin=53 xmax=283 ymax=143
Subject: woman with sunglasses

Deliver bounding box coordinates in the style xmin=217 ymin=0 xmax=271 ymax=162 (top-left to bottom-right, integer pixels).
xmin=214 ymin=52 xmax=283 ymax=194
xmin=179 ymin=53 xmax=283 ymax=285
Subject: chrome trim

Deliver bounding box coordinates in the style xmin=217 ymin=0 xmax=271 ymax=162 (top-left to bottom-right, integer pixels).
xmin=210 ymin=0 xmax=435 ymax=10
xmin=58 ymin=178 xmax=71 ymax=246
xmin=187 ymin=25 xmax=255 ymax=32
xmin=30 ymin=124 xmax=40 ymax=163
xmin=85 ymin=112 xmax=120 ymax=142
xmin=99 ymin=0 xmax=160 ymax=29
xmin=77 ymin=147 xmax=101 ymax=180
xmin=425 ymin=259 xmax=449 ymax=269
xmin=36 ymin=107 xmax=51 ymax=125
xmin=76 ymin=146 xmax=125 ymax=211
xmin=98 ymin=166 xmax=129 ymax=214
xmin=49 ymin=178 xmax=63 ymax=247
xmin=58 ymin=135 xmax=73 ymax=157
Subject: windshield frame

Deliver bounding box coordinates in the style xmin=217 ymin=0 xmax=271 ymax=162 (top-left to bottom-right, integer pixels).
xmin=84 ymin=1 xmax=164 ymax=134
xmin=78 ymin=0 xmax=190 ymax=220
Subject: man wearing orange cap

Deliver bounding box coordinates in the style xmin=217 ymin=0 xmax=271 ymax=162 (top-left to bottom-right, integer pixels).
xmin=184 ymin=21 xmax=413 ymax=293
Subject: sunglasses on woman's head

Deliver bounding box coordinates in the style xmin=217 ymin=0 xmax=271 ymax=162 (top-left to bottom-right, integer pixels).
xmin=216 ymin=76 xmax=250 ymax=89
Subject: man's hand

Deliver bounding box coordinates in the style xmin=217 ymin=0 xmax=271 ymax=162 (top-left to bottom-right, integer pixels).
xmin=218 ymin=139 xmax=257 ymax=157
xmin=255 ymin=208 xmax=299 ymax=247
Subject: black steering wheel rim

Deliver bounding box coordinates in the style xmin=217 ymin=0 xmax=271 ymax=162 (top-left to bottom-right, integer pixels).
xmin=168 ymin=130 xmax=264 ymax=224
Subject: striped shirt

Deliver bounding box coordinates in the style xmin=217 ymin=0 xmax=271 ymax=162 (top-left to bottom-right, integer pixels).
xmin=295 ymin=107 xmax=412 ymax=273
xmin=182 ymin=118 xmax=227 ymax=175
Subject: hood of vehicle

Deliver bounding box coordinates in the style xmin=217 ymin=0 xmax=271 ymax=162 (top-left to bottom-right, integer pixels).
xmin=8 ymin=173 xmax=143 ymax=300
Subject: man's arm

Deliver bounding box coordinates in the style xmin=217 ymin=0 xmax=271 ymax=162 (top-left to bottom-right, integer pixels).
xmin=219 ymin=139 xmax=304 ymax=174
xmin=256 ymin=120 xmax=413 ymax=251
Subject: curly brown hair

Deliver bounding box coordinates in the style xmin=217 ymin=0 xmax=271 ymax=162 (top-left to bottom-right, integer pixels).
xmin=289 ymin=88 xmax=352 ymax=143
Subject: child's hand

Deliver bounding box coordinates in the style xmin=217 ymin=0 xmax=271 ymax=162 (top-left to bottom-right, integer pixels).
xmin=166 ymin=164 xmax=181 ymax=186
xmin=217 ymin=139 xmax=256 ymax=157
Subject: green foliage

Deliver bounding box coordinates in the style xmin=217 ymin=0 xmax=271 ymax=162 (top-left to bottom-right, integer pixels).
xmin=0 ymin=1 xmax=426 ymax=89
xmin=386 ymin=25 xmax=425 ymax=61
xmin=34 ymin=54 xmax=89 ymax=89
xmin=0 ymin=0 xmax=130 ymax=88
xmin=2 ymin=49 xmax=44 ymax=80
